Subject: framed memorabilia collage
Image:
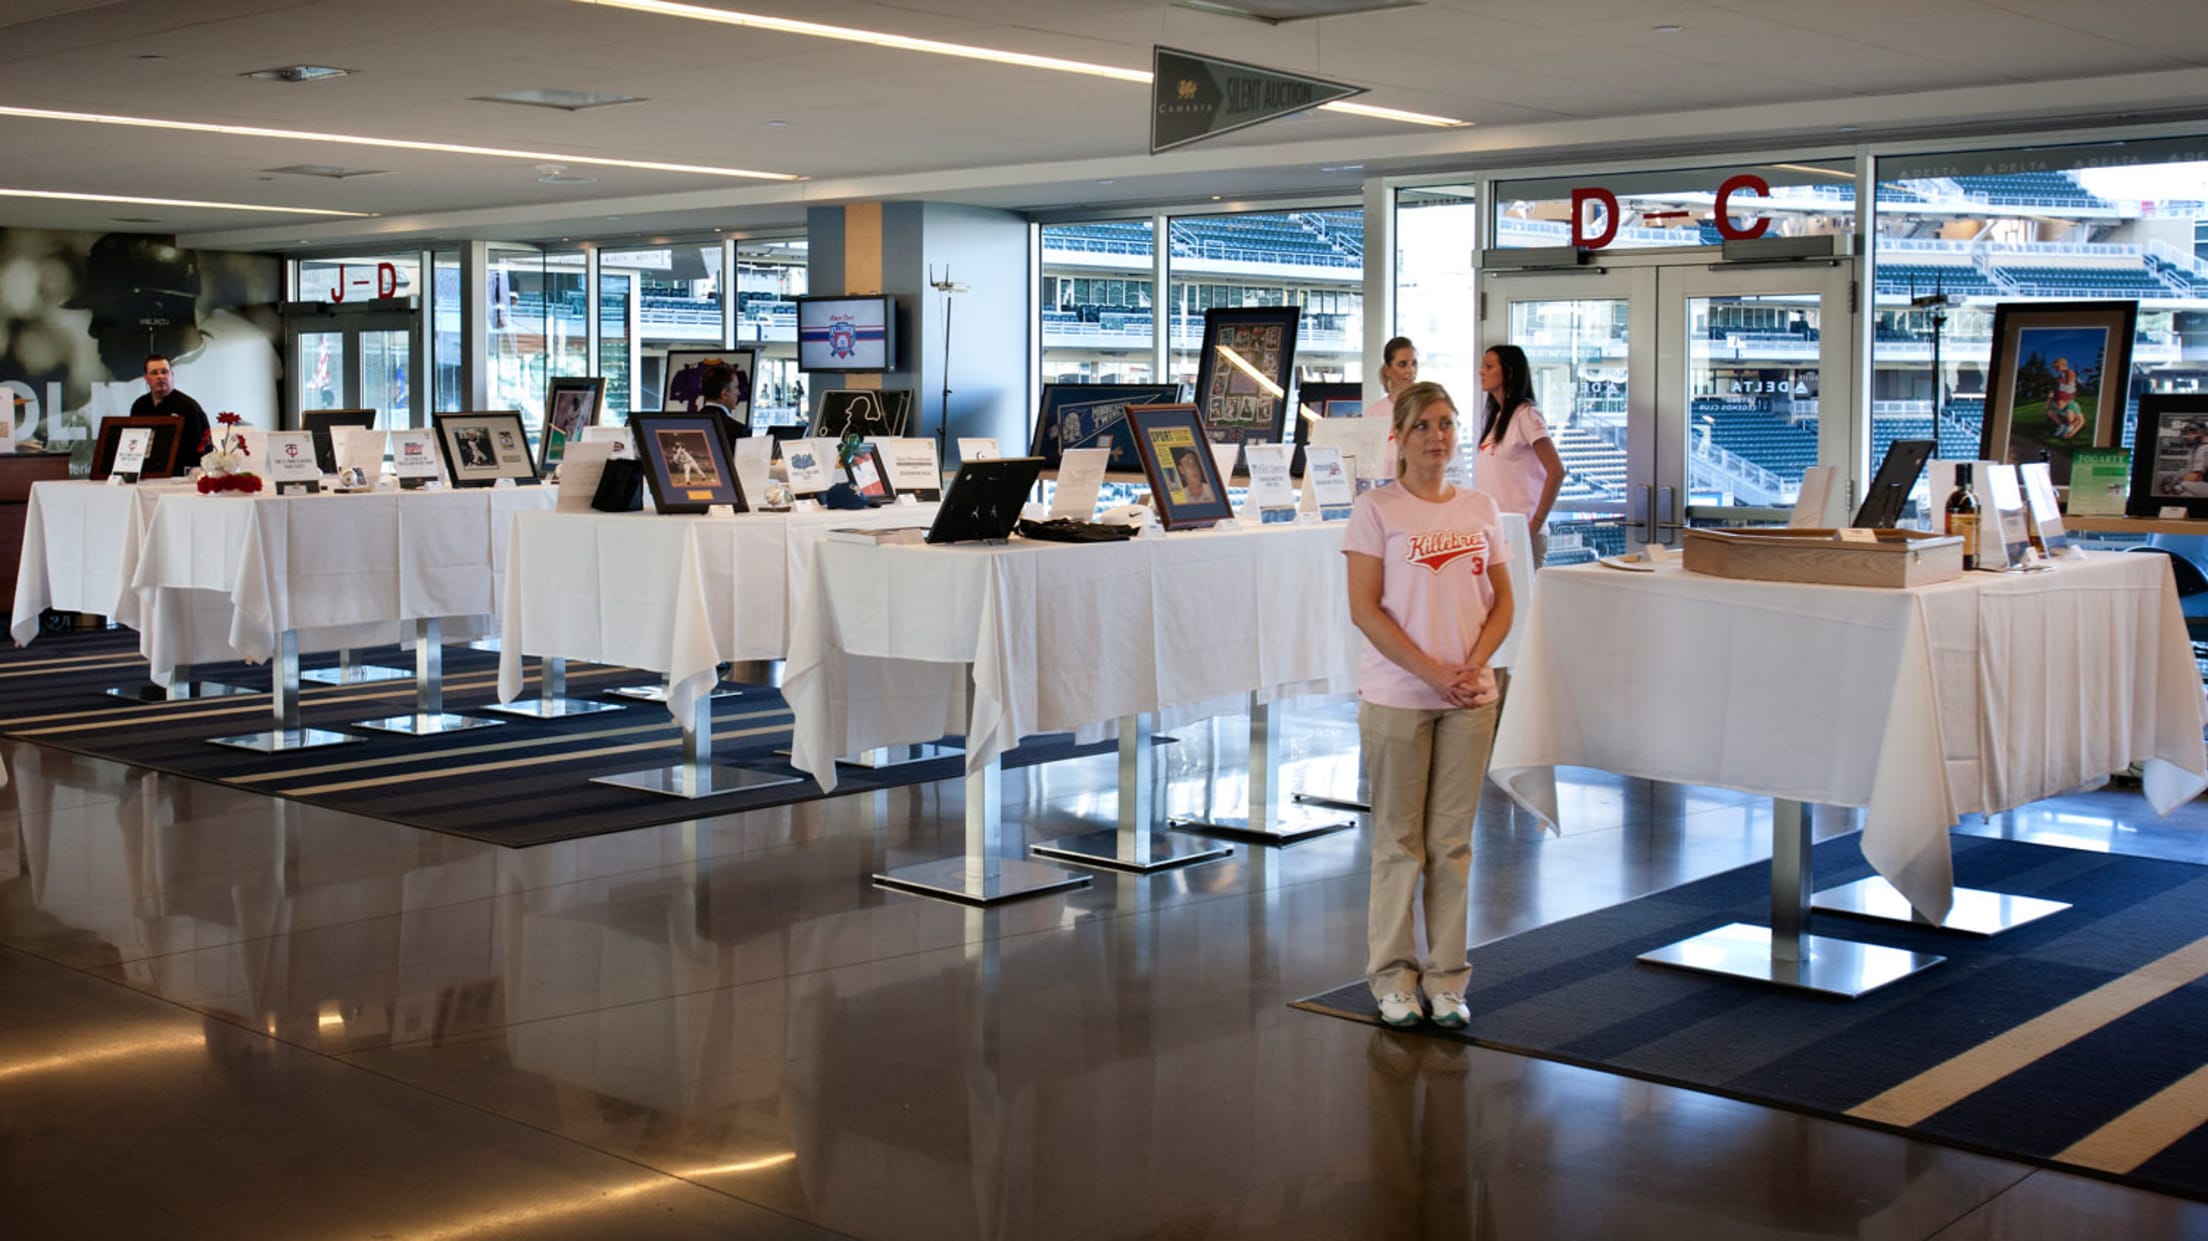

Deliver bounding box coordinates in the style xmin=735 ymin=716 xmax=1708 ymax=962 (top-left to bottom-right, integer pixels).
xmin=2126 ymin=393 xmax=2208 ymax=518
xmin=1026 ymin=383 xmax=1184 ymax=471
xmin=541 ymin=377 xmax=605 ymax=469
xmin=89 ymin=415 xmax=184 ymax=481
xmin=661 ymin=349 xmax=756 ymax=424
xmin=1192 ymin=307 xmax=1299 ymax=450
xmin=810 ymin=388 xmax=913 ymax=439
xmin=1129 ymin=404 xmax=1233 ymax=530
xmin=630 ymin=412 xmax=745 ymax=514
xmin=1978 ymin=300 xmax=2137 ymax=486
xmin=431 ymin=411 xmax=538 ymax=488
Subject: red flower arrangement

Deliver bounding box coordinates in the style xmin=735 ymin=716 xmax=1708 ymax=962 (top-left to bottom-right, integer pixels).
xmin=196 ymin=471 xmax=263 ymax=494
xmin=196 ymin=410 xmax=259 ymax=492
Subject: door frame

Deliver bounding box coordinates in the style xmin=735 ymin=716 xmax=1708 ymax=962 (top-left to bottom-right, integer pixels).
xmin=279 ymin=297 xmax=424 ymax=430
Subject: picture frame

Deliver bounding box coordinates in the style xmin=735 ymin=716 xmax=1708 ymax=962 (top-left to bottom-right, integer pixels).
xmin=1292 ymin=380 xmax=1362 ymax=478
xmin=1026 ymin=382 xmax=1184 ymax=471
xmin=845 ymin=441 xmax=895 ymax=502
xmin=1191 ymin=306 xmax=1299 ymax=450
xmin=2126 ymin=393 xmax=2208 ymax=518
xmin=1129 ymin=403 xmax=1234 ymax=531
xmin=629 ymin=412 xmax=745 ymax=515
xmin=431 ymin=410 xmax=539 ymax=488
xmin=925 ymin=457 xmax=1045 ymax=544
xmin=299 ymin=408 xmax=377 ymax=474
xmin=89 ymin=414 xmax=185 ymax=481
xmin=541 ymin=376 xmax=605 ymax=470
xmin=659 ymin=348 xmax=756 ymax=424
xmin=1979 ymin=300 xmax=2138 ymax=487
xmin=810 ymin=388 xmax=913 ymax=439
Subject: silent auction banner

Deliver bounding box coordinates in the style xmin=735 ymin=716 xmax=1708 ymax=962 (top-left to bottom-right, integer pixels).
xmin=1150 ymin=46 xmax=1363 ymax=154
xmin=0 ymin=229 xmax=282 ymax=468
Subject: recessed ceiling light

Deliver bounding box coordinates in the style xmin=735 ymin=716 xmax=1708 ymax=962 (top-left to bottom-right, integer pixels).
xmin=767 ymin=120 xmax=788 ymax=127
xmin=1211 ymin=195 xmax=1223 ymax=200
xmin=1174 ymin=0 xmax=1422 ymax=21
xmin=473 ymin=88 xmax=645 ymax=112
xmin=1321 ymin=163 xmax=1365 ymax=172
xmin=0 ymin=187 xmax=371 ymax=216
xmin=263 ymin=163 xmax=386 ymax=179
xmin=0 ymin=104 xmax=800 ymax=181
xmin=136 ymin=54 xmax=166 ymax=62
xmin=535 ymin=164 xmax=599 ymax=185
xmin=1097 ymin=178 xmax=1115 ymax=185
xmin=573 ymin=0 xmax=1469 ymax=128
xmin=111 ymin=216 xmax=160 ymax=223
xmin=1652 ymin=23 xmax=1683 ymax=33
xmin=242 ymin=64 xmax=353 ymax=82
xmin=606 ymin=216 xmax=622 ymax=221
xmin=1838 ymin=124 xmax=1861 ymax=132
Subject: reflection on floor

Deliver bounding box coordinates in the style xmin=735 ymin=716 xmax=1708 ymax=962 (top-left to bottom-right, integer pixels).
xmin=3 ymin=703 xmax=2207 ymax=1240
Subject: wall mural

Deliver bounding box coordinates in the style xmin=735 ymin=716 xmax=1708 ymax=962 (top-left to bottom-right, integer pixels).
xmin=0 ymin=230 xmax=281 ymax=468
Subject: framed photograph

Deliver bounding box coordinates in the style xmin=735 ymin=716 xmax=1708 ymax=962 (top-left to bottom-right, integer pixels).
xmin=2126 ymin=394 xmax=2208 ymax=518
xmin=432 ymin=410 xmax=538 ymax=488
xmin=1129 ymin=403 xmax=1234 ymax=531
xmin=1293 ymin=380 xmax=1361 ymax=478
xmin=660 ymin=348 xmax=756 ymax=422
xmin=541 ymin=376 xmax=605 ymax=469
xmin=630 ymin=412 xmax=745 ymax=514
xmin=1026 ymin=383 xmax=1184 ymax=471
xmin=1192 ymin=307 xmax=1299 ymax=450
xmin=810 ymin=388 xmax=912 ymax=439
xmin=1979 ymin=300 xmax=2137 ymax=486
xmin=845 ymin=441 xmax=895 ymax=501
xmin=89 ymin=415 xmax=185 ymax=481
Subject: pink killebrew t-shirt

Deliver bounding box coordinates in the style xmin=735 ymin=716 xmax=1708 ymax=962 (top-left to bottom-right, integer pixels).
xmin=1343 ymin=484 xmax=1512 ymax=710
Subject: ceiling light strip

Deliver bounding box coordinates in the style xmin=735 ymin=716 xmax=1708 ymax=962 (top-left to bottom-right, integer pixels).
xmin=575 ymin=0 xmax=1467 ymax=127
xmin=0 ymin=104 xmax=801 ymax=181
xmin=0 ymin=187 xmax=373 ymax=216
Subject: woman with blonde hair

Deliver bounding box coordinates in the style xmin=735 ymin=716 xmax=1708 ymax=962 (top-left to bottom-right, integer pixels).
xmin=1343 ymin=380 xmax=1515 ymax=1029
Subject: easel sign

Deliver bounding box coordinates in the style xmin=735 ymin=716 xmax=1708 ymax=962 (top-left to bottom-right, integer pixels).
xmin=393 ymin=431 xmax=443 ymax=490
xmin=1242 ymin=443 xmax=1298 ymax=524
xmin=109 ymin=427 xmax=152 ymax=485
xmin=266 ymin=430 xmax=322 ymax=495
xmin=872 ymin=436 xmax=942 ymax=501
xmin=1301 ymin=444 xmax=1354 ymax=521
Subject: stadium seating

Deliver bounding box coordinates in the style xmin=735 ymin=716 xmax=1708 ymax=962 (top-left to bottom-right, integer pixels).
xmin=1950 ymin=172 xmax=2109 ymax=209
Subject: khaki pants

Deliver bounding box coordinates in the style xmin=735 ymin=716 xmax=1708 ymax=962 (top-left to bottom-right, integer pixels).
xmin=1361 ymin=700 xmax=1498 ymax=1001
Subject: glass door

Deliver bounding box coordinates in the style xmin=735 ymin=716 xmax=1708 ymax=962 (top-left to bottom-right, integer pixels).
xmin=283 ymin=305 xmax=422 ymax=430
xmin=1480 ymin=253 xmax=1854 ymax=563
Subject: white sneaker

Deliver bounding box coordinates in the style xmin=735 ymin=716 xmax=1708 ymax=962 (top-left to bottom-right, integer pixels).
xmin=1428 ymin=992 xmax=1469 ymax=1029
xmin=1376 ymin=991 xmax=1423 ymax=1027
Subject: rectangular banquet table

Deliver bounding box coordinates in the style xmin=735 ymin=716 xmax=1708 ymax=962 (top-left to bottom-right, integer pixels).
xmin=10 ymin=479 xmax=175 ymax=645
xmin=1489 ymin=551 xmax=2208 ymax=931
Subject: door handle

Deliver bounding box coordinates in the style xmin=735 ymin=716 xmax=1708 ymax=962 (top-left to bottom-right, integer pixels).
xmin=1634 ymin=483 xmax=1657 ymax=544
xmin=1654 ymin=484 xmax=1687 ymax=544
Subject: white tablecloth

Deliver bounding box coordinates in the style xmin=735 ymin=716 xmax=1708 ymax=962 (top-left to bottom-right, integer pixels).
xmin=9 ymin=480 xmax=181 ymax=644
xmin=785 ymin=520 xmax=1363 ymax=794
xmin=496 ymin=503 xmax=939 ymax=722
xmin=125 ymin=486 xmax=555 ymax=682
xmin=1489 ymin=551 xmax=2208 ymax=922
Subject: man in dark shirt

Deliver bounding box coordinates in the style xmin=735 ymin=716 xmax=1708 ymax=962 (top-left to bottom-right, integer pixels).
xmin=128 ymin=353 xmax=210 ymax=461
xmin=699 ymin=363 xmax=751 ymax=450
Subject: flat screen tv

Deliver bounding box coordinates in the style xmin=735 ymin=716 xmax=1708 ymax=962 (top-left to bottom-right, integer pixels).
xmin=796 ymin=294 xmax=896 ymax=373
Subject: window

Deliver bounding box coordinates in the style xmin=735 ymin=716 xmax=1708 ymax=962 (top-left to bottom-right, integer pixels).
xmin=736 ymin=237 xmax=806 ymax=426
xmin=1395 ymin=185 xmax=1479 ymax=399
xmin=603 ymin=243 xmax=723 ymax=416
xmin=297 ymin=255 xmax=419 ymax=304
xmin=488 ymin=247 xmax=586 ymax=431
xmin=1039 ymin=220 xmax=1156 ymax=386
xmin=1494 ymin=159 xmax=1856 ymax=251
xmin=1164 ymin=207 xmax=1363 ymax=390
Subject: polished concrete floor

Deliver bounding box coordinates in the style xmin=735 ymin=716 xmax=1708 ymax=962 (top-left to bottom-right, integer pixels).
xmin=4 ymin=705 xmax=2208 ymax=1241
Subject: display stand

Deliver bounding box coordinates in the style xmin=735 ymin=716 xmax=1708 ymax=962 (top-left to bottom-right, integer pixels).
xmin=208 ymin=630 xmax=362 ymax=752
xmin=873 ymin=671 xmax=1092 ymax=906
xmin=353 ymin=618 xmax=507 ymax=736
xmin=300 ymin=648 xmax=411 ymax=686
xmin=482 ymin=656 xmax=625 ymax=719
xmin=1031 ymin=714 xmax=1233 ymax=873
xmin=1637 ymin=799 xmax=1946 ymax=997
xmin=1811 ymin=875 xmax=2070 ymax=937
xmin=591 ymin=689 xmax=800 ymax=800
xmin=1173 ymin=695 xmax=1356 ymax=844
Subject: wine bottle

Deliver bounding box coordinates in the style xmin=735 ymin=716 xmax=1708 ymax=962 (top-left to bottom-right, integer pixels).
xmin=1945 ymin=462 xmax=1981 ymax=571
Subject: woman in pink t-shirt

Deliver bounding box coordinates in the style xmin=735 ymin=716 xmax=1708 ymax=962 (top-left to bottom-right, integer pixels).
xmin=1359 ymin=336 xmax=1418 ymax=477
xmin=1343 ymin=380 xmax=1515 ymax=1031
xmin=1472 ymin=344 xmax=1565 ymax=567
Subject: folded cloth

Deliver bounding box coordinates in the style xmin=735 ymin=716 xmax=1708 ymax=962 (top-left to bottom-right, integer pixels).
xmin=1015 ymin=518 xmax=1139 ymax=543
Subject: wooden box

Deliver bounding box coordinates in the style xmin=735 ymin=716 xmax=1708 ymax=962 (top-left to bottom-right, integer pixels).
xmin=1682 ymin=527 xmax=1965 ymax=588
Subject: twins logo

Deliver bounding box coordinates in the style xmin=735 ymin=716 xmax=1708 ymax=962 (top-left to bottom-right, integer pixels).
xmin=829 ymin=316 xmax=857 ymax=360
xmin=1404 ymin=530 xmax=1488 ymax=575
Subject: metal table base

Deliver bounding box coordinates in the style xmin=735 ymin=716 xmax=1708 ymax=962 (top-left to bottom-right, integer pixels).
xmin=1032 ymin=714 xmax=1232 ymax=874
xmin=1811 ymin=876 xmax=2071 ymax=937
xmin=353 ymin=618 xmax=506 ymax=736
xmin=1636 ymin=799 xmax=1945 ymax=999
xmin=482 ymin=657 xmax=626 ymax=719
xmin=1173 ymin=697 xmax=1356 ymax=846
xmin=105 ymin=664 xmax=253 ymax=702
xmin=300 ymin=649 xmax=412 ymax=686
xmin=876 ymin=755 xmax=1092 ymax=905
xmin=208 ymin=631 xmax=363 ymax=752
xmin=605 ymin=681 xmax=744 ymax=704
xmin=592 ymin=691 xmax=800 ymax=801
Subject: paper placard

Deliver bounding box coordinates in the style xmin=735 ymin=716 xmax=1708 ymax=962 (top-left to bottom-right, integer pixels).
xmin=1790 ymin=465 xmax=1837 ymax=528
xmin=110 ymin=427 xmax=152 ymax=483
xmin=392 ymin=431 xmax=442 ymax=479
xmin=1243 ymin=443 xmax=1297 ymax=517
xmin=265 ymin=430 xmax=320 ymax=483
xmin=2066 ymin=448 xmax=2130 ymax=517
xmin=334 ymin=427 xmax=387 ymax=477
xmin=1050 ymin=447 xmax=1110 ymax=520
xmin=957 ymin=437 xmax=999 ymax=464
xmin=732 ymin=437 xmax=774 ymax=510
xmin=1310 ymin=415 xmax=1391 ymax=481
xmin=2018 ymin=462 xmax=2070 ymax=556
xmin=1302 ymin=444 xmax=1354 ymax=518
xmin=1985 ymin=464 xmax=2035 ymax=569
xmin=2162 ymin=505 xmax=2189 ymax=520
xmin=781 ymin=438 xmax=835 ymax=494
xmin=555 ymin=440 xmax=616 ymax=513
xmin=581 ymin=425 xmax=636 ymax=459
xmin=1836 ymin=527 xmax=1879 ymax=544
xmin=871 ymin=437 xmax=942 ymax=500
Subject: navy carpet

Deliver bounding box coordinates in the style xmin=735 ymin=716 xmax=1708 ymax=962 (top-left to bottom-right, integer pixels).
xmin=0 ymin=629 xmax=1108 ymax=848
xmin=1296 ymin=834 xmax=2208 ymax=1202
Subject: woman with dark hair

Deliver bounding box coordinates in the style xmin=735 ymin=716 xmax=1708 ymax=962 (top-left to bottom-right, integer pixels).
xmin=1473 ymin=344 xmax=1565 ymax=567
